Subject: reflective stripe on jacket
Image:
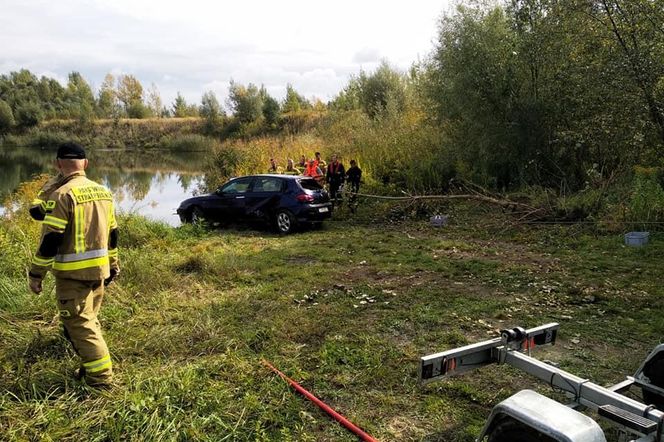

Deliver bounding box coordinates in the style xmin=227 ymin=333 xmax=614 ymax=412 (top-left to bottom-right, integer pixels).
xmin=29 ymin=173 xmax=65 ymax=221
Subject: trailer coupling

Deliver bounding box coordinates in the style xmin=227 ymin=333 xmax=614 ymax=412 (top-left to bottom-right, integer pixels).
xmin=419 ymin=323 xmax=559 ymax=384
xmin=419 ymin=323 xmax=664 ymax=442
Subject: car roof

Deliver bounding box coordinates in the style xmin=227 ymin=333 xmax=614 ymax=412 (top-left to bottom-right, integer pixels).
xmin=231 ymin=174 xmax=309 ymax=180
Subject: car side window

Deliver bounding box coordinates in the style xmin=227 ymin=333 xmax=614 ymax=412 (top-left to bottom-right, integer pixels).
xmin=253 ymin=177 xmax=283 ymax=193
xmin=221 ymin=178 xmax=253 ymax=194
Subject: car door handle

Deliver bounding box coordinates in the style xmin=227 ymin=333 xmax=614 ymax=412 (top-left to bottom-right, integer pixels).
xmin=235 ymin=196 xmax=245 ymax=199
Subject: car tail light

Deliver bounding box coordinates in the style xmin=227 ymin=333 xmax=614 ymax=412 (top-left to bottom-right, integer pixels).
xmin=296 ymin=193 xmax=314 ymax=202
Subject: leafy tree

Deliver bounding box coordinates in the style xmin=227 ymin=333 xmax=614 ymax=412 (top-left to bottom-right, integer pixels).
xmin=200 ymin=91 xmax=222 ymax=121
xmin=146 ymin=83 xmax=163 ymax=118
xmin=421 ymin=0 xmax=664 ymax=190
xmin=260 ymin=87 xmax=280 ymax=128
xmin=38 ymin=76 xmax=67 ymax=119
xmin=360 ymin=61 xmax=407 ymax=118
xmin=330 ymin=76 xmax=362 ymax=111
xmin=116 ymin=74 xmax=144 ymax=113
xmin=282 ymin=84 xmax=310 ymax=113
xmin=593 ymin=0 xmax=664 ymax=148
xmin=14 ymin=101 xmax=43 ymax=128
xmin=200 ymin=90 xmax=224 ymax=132
xmin=186 ymin=103 xmax=200 ymax=117
xmin=97 ymin=74 xmax=119 ymax=118
xmin=65 ymin=71 xmax=96 ymax=122
xmin=0 ymin=75 xmax=10 ymax=101
xmin=426 ymin=4 xmax=533 ymax=187
xmin=311 ymin=98 xmax=327 ymax=112
xmin=227 ymin=80 xmax=263 ymax=123
xmin=172 ymin=92 xmax=189 ymax=118
xmin=0 ymin=99 xmax=14 ymax=133
xmin=7 ymin=70 xmax=40 ymax=107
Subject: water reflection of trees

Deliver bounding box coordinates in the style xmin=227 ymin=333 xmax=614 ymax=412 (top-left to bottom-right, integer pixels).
xmin=89 ymin=149 xmax=207 ymax=174
xmin=0 ymin=149 xmax=53 ymax=200
xmin=178 ymin=174 xmax=193 ymax=192
xmin=99 ymin=170 xmax=154 ymax=202
xmin=0 ymin=147 xmax=206 ymax=202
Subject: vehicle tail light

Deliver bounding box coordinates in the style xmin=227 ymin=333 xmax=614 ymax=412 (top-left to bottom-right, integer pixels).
xmin=296 ymin=193 xmax=314 ymax=202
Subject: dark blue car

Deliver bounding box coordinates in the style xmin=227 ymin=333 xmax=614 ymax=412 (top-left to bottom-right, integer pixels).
xmin=177 ymin=174 xmax=332 ymax=233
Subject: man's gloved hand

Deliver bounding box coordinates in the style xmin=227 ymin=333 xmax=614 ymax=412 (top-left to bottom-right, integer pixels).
xmin=104 ymin=268 xmax=119 ymax=286
xmin=28 ymin=276 xmax=43 ymax=294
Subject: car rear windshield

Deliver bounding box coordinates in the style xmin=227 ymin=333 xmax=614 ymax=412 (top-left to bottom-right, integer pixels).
xmin=298 ymin=178 xmax=323 ymax=190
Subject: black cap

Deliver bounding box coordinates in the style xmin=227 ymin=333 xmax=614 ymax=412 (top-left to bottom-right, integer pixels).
xmin=56 ymin=142 xmax=86 ymax=159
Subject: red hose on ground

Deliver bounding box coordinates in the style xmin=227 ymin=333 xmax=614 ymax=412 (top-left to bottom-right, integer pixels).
xmin=262 ymin=360 xmax=379 ymax=442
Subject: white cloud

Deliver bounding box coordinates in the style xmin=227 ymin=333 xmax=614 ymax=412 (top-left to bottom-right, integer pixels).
xmin=0 ymin=0 xmax=450 ymax=105
xmin=353 ymin=48 xmax=381 ymax=64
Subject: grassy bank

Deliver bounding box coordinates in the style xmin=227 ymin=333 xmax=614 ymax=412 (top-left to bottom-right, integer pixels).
xmin=2 ymin=118 xmax=205 ymax=150
xmin=1 ymin=179 xmax=662 ymax=440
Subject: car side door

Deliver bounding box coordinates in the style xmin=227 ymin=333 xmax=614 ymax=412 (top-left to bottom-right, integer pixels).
xmin=214 ymin=176 xmax=254 ymax=221
xmin=245 ymin=176 xmax=284 ymax=220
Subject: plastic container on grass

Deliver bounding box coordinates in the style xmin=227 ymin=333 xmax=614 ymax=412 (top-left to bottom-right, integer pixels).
xmin=430 ymin=215 xmax=448 ymax=227
xmin=624 ymin=231 xmax=649 ymax=246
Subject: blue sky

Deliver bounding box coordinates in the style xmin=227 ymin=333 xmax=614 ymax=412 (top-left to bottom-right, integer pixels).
xmin=0 ymin=0 xmax=451 ymax=108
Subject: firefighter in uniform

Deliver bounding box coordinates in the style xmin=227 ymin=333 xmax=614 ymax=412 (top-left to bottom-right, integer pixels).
xmin=28 ymin=142 xmax=119 ymax=387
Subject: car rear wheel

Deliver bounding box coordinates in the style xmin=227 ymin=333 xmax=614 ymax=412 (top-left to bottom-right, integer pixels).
xmin=275 ymin=210 xmax=296 ymax=234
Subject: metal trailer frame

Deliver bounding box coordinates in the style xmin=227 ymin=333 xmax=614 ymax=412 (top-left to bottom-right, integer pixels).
xmin=419 ymin=323 xmax=664 ymax=442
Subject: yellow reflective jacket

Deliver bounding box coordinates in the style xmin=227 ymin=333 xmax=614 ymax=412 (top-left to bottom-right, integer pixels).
xmin=30 ymin=171 xmax=119 ymax=281
xmin=29 ymin=173 xmax=65 ymax=221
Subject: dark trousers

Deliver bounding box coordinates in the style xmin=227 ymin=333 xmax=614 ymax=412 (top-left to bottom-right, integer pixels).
xmin=329 ymin=182 xmax=343 ymax=204
xmin=347 ymin=182 xmax=360 ymax=212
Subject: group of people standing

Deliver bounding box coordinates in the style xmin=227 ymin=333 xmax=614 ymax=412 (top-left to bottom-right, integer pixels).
xmin=268 ymin=152 xmax=363 ymax=210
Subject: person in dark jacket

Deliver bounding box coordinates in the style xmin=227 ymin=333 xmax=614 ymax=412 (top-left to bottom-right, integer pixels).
xmin=326 ymin=155 xmax=345 ymax=206
xmin=345 ymin=159 xmax=362 ymax=212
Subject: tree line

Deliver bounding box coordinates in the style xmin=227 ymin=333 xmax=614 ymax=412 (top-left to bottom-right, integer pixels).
xmin=421 ymin=0 xmax=664 ymax=191
xmin=0 ymin=70 xmax=327 ymax=132
xmin=331 ymin=0 xmax=664 ymax=193
xmin=1 ymin=0 xmax=663 ymax=196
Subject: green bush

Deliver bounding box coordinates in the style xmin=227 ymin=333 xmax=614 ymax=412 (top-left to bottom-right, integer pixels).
xmin=14 ymin=102 xmax=43 ymax=128
xmin=0 ymin=99 xmax=14 ymax=134
xmin=629 ymin=167 xmax=664 ymax=230
xmin=203 ymin=145 xmax=244 ymax=190
xmin=554 ymin=189 xmax=605 ymax=221
xmin=126 ymin=102 xmax=152 ymax=119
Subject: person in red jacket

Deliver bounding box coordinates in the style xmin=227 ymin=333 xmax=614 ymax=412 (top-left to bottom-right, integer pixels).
xmin=304 ymin=159 xmax=324 ymax=184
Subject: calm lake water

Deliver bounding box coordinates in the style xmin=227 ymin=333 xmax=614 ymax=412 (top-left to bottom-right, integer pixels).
xmin=0 ymin=147 xmax=208 ymax=226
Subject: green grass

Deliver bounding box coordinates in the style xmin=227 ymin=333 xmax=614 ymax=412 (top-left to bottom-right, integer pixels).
xmin=1 ymin=203 xmax=663 ymax=441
